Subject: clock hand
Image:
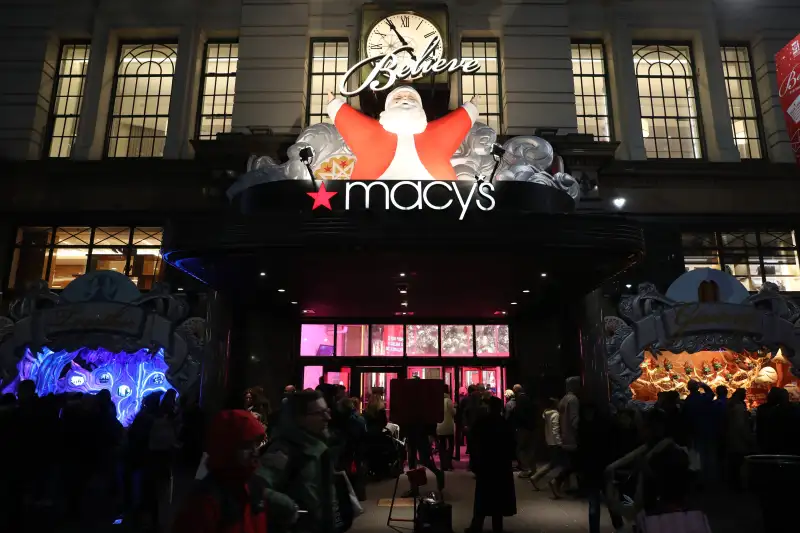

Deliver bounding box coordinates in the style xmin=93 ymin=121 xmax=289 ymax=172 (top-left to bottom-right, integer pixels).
xmin=385 ymin=19 xmax=417 ymax=60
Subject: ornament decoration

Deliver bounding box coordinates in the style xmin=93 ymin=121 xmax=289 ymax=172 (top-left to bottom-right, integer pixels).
xmin=408 ymin=325 xmax=438 ymax=355
xmin=442 ymin=325 xmax=473 ymax=355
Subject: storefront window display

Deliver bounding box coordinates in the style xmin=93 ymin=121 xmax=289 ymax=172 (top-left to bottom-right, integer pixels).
xmin=9 ymin=226 xmax=164 ymax=292
xmin=301 ymin=322 xmax=509 ymax=357
xmin=336 ymin=324 xmax=368 ymax=356
xmin=371 ymin=324 xmax=404 ymax=356
xmin=300 ymin=323 xmax=335 ymax=356
xmin=631 ymin=349 xmax=800 ymax=408
xmin=406 ymin=325 xmax=439 ymax=357
xmin=441 ymin=325 xmax=474 ymax=357
xmin=475 ymin=325 xmax=510 ymax=357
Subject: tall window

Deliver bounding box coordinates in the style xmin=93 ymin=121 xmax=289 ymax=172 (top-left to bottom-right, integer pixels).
xmin=721 ymin=45 xmax=763 ymax=159
xmin=197 ymin=42 xmax=238 ymax=140
xmin=8 ymin=226 xmax=164 ymax=292
xmin=461 ymin=39 xmax=502 ymax=132
xmin=307 ymin=39 xmax=349 ymax=126
xmin=570 ymin=42 xmax=611 ymax=141
xmin=47 ymin=44 xmax=91 ymax=157
xmin=681 ymin=231 xmax=800 ymax=291
xmin=633 ymin=44 xmax=702 ymax=159
xmin=107 ymin=44 xmax=178 ymax=157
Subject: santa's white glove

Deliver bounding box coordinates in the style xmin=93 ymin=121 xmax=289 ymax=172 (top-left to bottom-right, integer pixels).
xmin=326 ymin=92 xmax=345 ymax=121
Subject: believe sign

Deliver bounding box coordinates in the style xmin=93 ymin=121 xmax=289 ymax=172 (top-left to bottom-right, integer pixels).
xmin=776 ymin=34 xmax=800 ymax=166
xmin=340 ymin=37 xmax=481 ymax=97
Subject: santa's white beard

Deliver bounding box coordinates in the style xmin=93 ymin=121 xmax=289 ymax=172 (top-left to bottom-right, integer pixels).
xmin=379 ymin=106 xmax=428 ymax=135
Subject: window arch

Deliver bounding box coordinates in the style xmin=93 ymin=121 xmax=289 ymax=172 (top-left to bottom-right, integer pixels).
xmin=633 ymin=44 xmax=702 ymax=159
xmin=107 ymin=43 xmax=178 ymax=158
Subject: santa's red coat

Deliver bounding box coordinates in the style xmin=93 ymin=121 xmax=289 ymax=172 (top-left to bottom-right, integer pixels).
xmin=333 ymin=104 xmax=473 ymax=181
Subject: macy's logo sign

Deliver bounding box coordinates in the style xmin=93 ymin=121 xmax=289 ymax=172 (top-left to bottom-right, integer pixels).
xmin=307 ymin=180 xmax=496 ymax=220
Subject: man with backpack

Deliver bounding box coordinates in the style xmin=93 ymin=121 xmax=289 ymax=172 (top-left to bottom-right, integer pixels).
xmin=172 ymin=409 xmax=270 ymax=533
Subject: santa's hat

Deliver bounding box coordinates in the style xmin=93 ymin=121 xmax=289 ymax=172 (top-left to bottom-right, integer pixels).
xmin=385 ymin=85 xmax=422 ymax=109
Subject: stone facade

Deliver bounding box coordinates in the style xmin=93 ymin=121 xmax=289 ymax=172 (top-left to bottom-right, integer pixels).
xmin=1 ymin=0 xmax=797 ymax=162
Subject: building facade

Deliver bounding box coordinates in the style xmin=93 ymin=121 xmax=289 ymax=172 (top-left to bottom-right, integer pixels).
xmin=1 ymin=0 xmax=799 ymax=408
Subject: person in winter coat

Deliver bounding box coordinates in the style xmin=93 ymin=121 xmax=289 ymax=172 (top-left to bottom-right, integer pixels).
xmin=436 ymin=385 xmax=456 ymax=471
xmin=530 ymin=398 xmax=562 ymax=489
xmin=172 ymin=410 xmax=269 ymax=533
xmin=576 ymin=403 xmax=625 ymax=533
xmin=258 ymin=390 xmax=339 ymax=533
xmin=550 ymin=376 xmax=581 ymax=497
xmin=756 ymin=386 xmax=800 ymax=455
xmin=510 ymin=384 xmax=537 ymax=478
xmin=464 ymin=384 xmax=489 ymax=471
xmin=465 ymin=396 xmax=516 ymax=533
xmin=725 ymin=388 xmax=754 ymax=489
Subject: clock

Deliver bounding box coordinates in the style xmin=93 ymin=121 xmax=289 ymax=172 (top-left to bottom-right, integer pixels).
xmin=365 ymin=12 xmax=444 ymax=80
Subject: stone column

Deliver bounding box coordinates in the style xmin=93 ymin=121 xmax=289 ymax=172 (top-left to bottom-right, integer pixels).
xmin=752 ymin=30 xmax=797 ymax=163
xmin=163 ymin=24 xmax=205 ymax=159
xmin=603 ymin=12 xmax=646 ymax=160
xmin=72 ymin=17 xmax=118 ymax=160
xmin=200 ymin=290 xmax=233 ymax=414
xmin=233 ymin=0 xmax=310 ymax=134
xmin=693 ymin=21 xmax=740 ymax=162
xmin=501 ymin=0 xmax=577 ymax=135
xmin=579 ymin=287 xmax=611 ymax=409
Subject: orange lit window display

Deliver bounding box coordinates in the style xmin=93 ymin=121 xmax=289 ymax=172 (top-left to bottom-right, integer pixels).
xmin=631 ymin=348 xmax=800 ymax=407
xmin=8 ymin=226 xmax=163 ymax=292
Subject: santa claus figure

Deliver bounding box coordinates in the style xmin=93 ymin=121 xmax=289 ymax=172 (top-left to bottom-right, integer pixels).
xmin=326 ymin=86 xmax=479 ymax=180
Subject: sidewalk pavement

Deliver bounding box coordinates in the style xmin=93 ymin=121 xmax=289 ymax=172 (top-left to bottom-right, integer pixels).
xmin=351 ymin=469 xmax=765 ymax=533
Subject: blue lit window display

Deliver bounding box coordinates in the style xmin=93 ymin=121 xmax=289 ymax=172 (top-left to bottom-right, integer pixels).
xmin=1 ymin=346 xmax=175 ymax=426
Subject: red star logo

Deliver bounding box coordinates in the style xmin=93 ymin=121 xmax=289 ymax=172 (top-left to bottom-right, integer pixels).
xmin=307 ymin=182 xmax=338 ymax=210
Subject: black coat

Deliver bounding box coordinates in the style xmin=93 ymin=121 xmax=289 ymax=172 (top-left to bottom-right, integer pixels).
xmin=470 ymin=413 xmax=516 ymax=517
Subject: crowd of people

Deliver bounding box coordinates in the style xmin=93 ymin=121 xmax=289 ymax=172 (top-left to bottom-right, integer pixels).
xmin=3 ymin=374 xmax=799 ymax=533
xmin=0 ymin=380 xmax=203 ymax=532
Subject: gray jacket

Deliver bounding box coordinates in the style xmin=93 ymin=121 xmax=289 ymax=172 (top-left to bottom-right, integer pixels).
xmin=558 ymin=392 xmax=580 ymax=450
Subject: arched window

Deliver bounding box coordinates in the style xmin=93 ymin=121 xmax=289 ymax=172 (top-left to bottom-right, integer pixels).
xmin=633 ymin=44 xmax=702 ymax=159
xmin=107 ymin=44 xmax=178 ymax=157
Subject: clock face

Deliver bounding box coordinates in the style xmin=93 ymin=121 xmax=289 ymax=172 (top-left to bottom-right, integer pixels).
xmin=365 ymin=13 xmax=444 ymax=79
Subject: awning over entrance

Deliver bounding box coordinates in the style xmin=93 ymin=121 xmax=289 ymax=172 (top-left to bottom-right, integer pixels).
xmin=163 ymin=205 xmax=644 ymax=318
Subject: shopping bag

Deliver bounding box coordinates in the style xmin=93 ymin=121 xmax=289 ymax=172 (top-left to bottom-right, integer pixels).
xmin=195 ymin=452 xmax=209 ymax=480
xmin=332 ymin=471 xmax=356 ymax=533
xmin=336 ymin=471 xmax=364 ymax=516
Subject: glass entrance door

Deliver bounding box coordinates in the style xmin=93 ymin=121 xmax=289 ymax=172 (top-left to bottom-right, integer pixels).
xmin=355 ymin=367 xmax=400 ymax=417
xmin=408 ymin=366 xmax=455 ymax=400
xmin=461 ymin=366 xmax=504 ymax=397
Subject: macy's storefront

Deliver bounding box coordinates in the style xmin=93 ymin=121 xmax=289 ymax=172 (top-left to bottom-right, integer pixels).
xmin=163 ymin=46 xmax=644 ymax=411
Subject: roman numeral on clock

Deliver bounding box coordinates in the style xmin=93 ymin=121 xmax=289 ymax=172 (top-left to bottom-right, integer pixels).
xmin=424 ymin=31 xmax=436 ymax=38
xmin=400 ymin=15 xmax=410 ymax=27
xmin=369 ymin=44 xmax=382 ymax=50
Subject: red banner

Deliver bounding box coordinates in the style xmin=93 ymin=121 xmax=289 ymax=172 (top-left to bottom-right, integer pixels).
xmin=775 ymin=34 xmax=800 ymax=165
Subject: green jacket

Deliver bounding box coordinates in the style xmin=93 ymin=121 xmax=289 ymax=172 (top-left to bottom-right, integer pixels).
xmin=258 ymin=426 xmax=336 ymax=533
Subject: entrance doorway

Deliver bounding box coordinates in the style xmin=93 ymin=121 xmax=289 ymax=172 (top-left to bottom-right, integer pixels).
xmin=407 ymin=366 xmax=456 ymax=399
xmin=461 ymin=366 xmax=505 ymax=396
xmin=352 ymin=367 xmax=401 ymax=417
